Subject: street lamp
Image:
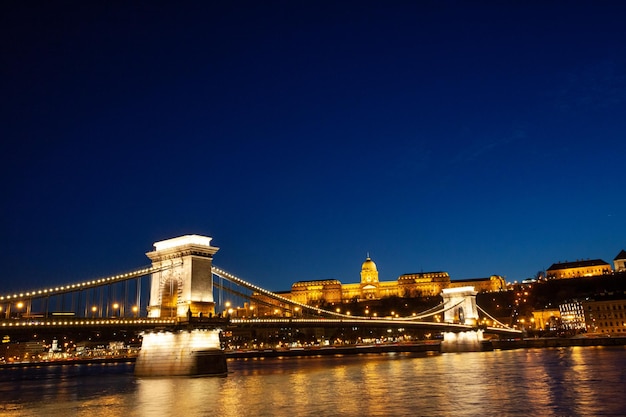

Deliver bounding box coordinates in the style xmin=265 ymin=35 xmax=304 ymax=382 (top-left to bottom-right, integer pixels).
xmin=16 ymin=302 xmax=24 ymax=318
xmin=91 ymin=306 xmax=97 ymax=318
xmin=132 ymin=306 xmax=138 ymax=318
xmin=112 ymin=303 xmax=119 ymax=318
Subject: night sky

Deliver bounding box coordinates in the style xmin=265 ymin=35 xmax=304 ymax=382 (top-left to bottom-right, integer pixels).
xmin=2 ymin=2 xmax=625 ymax=293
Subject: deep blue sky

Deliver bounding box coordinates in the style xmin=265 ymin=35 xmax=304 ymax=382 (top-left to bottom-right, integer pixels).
xmin=2 ymin=1 xmax=625 ymax=293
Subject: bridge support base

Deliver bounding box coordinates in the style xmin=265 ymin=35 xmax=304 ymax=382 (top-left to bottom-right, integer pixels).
xmin=135 ymin=329 xmax=227 ymax=377
xmin=441 ymin=330 xmax=483 ymax=352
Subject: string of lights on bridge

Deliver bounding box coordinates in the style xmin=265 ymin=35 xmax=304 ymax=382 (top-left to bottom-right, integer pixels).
xmin=213 ymin=266 xmax=469 ymax=323
xmin=212 ymin=266 xmax=517 ymax=333
xmin=0 ymin=263 xmax=181 ymax=302
xmin=1 ymin=261 xmax=516 ymax=332
xmin=0 ymin=318 xmax=177 ymax=328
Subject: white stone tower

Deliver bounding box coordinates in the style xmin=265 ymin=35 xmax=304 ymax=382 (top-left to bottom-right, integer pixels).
xmin=441 ymin=286 xmax=482 ymax=352
xmin=136 ymin=234 xmax=226 ymax=377
xmin=146 ymin=235 xmax=219 ymax=318
xmin=441 ymin=286 xmax=479 ymax=325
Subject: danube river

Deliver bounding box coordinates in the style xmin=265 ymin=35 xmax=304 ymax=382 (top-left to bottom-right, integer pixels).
xmin=1 ymin=346 xmax=625 ymax=416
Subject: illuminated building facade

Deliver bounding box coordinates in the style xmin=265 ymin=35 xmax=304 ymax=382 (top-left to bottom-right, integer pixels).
xmin=448 ymin=276 xmax=507 ymax=293
xmin=583 ymin=297 xmax=626 ymax=335
xmin=546 ymin=259 xmax=612 ymax=279
xmin=531 ymin=309 xmax=560 ymax=331
xmin=287 ymin=256 xmax=505 ymax=307
xmin=559 ymin=301 xmax=586 ymax=332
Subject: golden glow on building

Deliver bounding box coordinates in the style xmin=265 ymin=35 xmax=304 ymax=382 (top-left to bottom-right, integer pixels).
xmin=546 ymin=259 xmax=612 ymax=279
xmin=286 ymin=256 xmax=505 ymax=307
xmin=531 ymin=309 xmax=560 ymax=331
xmin=583 ymin=298 xmax=626 ymax=335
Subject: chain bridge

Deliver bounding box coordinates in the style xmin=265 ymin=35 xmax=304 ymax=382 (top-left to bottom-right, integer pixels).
xmin=1 ymin=235 xmax=521 ymax=375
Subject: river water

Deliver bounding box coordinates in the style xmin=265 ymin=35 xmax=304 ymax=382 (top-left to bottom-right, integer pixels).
xmin=1 ymin=346 xmax=625 ymax=416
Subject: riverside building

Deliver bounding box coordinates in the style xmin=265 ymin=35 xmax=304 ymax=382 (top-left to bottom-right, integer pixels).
xmin=583 ymin=296 xmax=626 ymax=335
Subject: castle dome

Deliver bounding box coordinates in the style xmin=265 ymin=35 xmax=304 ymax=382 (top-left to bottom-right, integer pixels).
xmin=362 ymin=257 xmax=377 ymax=272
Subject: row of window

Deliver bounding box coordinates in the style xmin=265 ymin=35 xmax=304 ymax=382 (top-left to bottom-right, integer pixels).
xmin=596 ymin=321 xmax=626 ymax=327
xmin=592 ymin=312 xmax=625 ymax=319
xmin=591 ymin=304 xmax=625 ymax=310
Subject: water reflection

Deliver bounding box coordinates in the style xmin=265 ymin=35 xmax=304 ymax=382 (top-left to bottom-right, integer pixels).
xmin=1 ymin=347 xmax=625 ymax=416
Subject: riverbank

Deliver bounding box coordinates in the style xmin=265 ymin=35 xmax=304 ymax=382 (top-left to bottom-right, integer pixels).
xmin=0 ymin=356 xmax=137 ymax=369
xmin=3 ymin=336 xmax=625 ymax=369
xmin=486 ymin=336 xmax=626 ymax=350
xmin=226 ymin=336 xmax=626 ymax=358
xmin=225 ymin=341 xmax=442 ymax=358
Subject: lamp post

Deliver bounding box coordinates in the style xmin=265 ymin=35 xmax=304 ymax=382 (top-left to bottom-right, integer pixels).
xmin=91 ymin=306 xmax=97 ymax=318
xmin=132 ymin=306 xmax=138 ymax=318
xmin=112 ymin=303 xmax=120 ymax=318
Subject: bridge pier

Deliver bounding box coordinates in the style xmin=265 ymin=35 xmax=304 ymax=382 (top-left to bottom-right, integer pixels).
xmin=441 ymin=330 xmax=484 ymax=352
xmin=136 ymin=235 xmax=226 ymax=377
xmin=440 ymin=286 xmax=483 ymax=352
xmin=135 ymin=329 xmax=226 ymax=377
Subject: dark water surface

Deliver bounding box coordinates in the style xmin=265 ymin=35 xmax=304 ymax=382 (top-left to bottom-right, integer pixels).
xmin=1 ymin=346 xmax=625 ymax=416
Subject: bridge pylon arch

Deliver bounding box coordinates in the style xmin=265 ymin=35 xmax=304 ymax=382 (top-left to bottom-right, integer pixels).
xmin=146 ymin=235 xmax=219 ymax=318
xmin=441 ymin=286 xmax=478 ymax=325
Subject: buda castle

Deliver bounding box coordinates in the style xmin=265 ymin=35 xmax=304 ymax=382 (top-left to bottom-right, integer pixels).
xmin=287 ymin=256 xmax=505 ymax=306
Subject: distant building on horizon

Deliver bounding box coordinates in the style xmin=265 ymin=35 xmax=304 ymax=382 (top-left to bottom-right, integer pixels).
xmin=546 ymin=259 xmax=612 ymax=279
xmin=614 ymin=250 xmax=626 ymax=272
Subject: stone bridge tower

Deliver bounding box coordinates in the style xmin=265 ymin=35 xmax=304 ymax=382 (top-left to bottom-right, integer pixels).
xmin=441 ymin=286 xmax=482 ymax=352
xmin=441 ymin=286 xmax=479 ymax=325
xmin=146 ymin=235 xmax=219 ymax=318
xmin=137 ymin=235 xmax=226 ymax=377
